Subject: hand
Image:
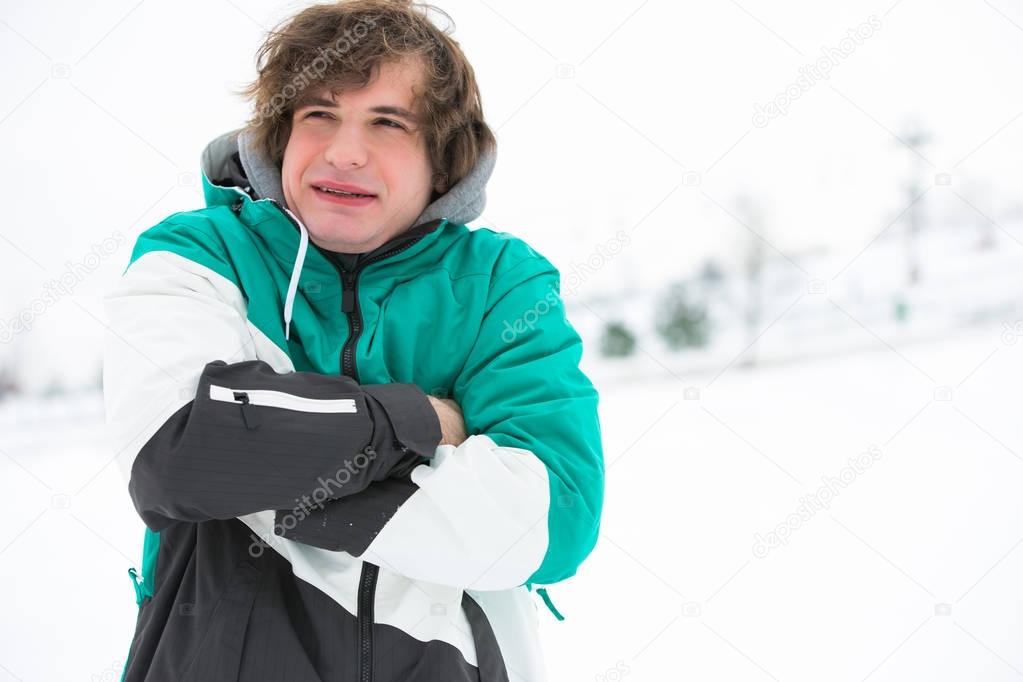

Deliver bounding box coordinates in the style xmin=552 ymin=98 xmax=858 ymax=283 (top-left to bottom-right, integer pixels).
xmin=427 ymin=395 xmax=468 ymax=447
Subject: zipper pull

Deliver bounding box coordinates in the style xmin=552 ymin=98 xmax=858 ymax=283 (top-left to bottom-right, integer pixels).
xmin=525 ymin=582 xmax=566 ymax=621
xmin=128 ymin=567 xmax=144 ymax=606
xmin=536 ymin=588 xmax=565 ymax=621
xmin=341 ymin=271 xmax=356 ymax=313
xmin=234 ymin=391 xmax=261 ymax=430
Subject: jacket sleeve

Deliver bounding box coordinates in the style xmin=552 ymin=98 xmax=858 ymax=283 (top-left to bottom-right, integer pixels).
xmin=275 ymin=250 xmax=606 ymax=590
xmin=103 ymin=225 xmax=441 ymax=532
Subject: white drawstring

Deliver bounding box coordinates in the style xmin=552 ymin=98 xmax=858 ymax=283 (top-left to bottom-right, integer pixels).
xmin=282 ymin=208 xmax=309 ymax=341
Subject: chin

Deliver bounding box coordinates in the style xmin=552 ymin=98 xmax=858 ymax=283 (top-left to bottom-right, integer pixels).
xmin=316 ymin=221 xmax=370 ymax=244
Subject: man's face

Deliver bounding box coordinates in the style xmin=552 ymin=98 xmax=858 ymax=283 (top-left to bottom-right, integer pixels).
xmin=282 ymin=57 xmax=441 ymax=254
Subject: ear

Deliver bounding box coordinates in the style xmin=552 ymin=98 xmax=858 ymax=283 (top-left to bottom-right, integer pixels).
xmin=433 ymin=171 xmax=449 ymax=194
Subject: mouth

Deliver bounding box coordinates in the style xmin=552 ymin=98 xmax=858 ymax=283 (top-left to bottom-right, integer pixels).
xmin=312 ymin=184 xmax=377 ymax=199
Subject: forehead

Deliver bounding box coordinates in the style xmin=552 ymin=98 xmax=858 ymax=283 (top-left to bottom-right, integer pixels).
xmin=305 ymin=57 xmax=426 ymax=109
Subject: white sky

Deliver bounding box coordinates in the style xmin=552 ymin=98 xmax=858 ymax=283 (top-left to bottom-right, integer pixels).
xmin=1 ymin=0 xmax=1022 ymax=389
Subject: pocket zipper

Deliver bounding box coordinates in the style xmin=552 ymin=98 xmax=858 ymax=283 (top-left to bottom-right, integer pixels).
xmin=209 ymin=384 xmax=358 ymax=413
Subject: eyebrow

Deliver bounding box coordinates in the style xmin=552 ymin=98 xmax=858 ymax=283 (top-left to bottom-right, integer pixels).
xmin=299 ymin=96 xmax=418 ymax=123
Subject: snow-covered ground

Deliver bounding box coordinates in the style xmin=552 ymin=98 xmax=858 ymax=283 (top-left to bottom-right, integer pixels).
xmin=548 ymin=319 xmax=1023 ymax=681
xmin=1 ymin=321 xmax=1021 ymax=681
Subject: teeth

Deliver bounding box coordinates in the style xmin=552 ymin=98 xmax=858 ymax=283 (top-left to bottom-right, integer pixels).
xmin=318 ymin=186 xmax=369 ymax=198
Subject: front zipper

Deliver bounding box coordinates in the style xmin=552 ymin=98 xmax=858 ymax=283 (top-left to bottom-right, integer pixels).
xmin=357 ymin=559 xmax=378 ymax=682
xmin=267 ymin=198 xmax=432 ymax=379
xmin=208 ymin=384 xmax=358 ymax=413
xmin=333 ymin=242 xmax=426 ymax=682
xmin=332 ymin=236 xmax=428 ymax=379
xmin=271 ymin=200 xmax=433 ymax=682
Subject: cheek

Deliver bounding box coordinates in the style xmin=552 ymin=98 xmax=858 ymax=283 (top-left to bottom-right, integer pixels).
xmin=282 ymin=152 xmax=304 ymax=197
xmin=385 ymin=136 xmax=429 ymax=166
xmin=283 ymin=134 xmax=314 ymax=188
xmin=388 ymin=146 xmax=434 ymax=195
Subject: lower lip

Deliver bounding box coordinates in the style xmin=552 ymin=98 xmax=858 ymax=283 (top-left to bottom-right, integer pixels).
xmin=313 ymin=187 xmax=376 ymax=207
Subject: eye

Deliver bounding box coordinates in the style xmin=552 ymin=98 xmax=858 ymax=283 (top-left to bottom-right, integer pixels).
xmin=304 ymin=110 xmax=333 ymax=120
xmin=375 ymin=118 xmax=406 ymax=130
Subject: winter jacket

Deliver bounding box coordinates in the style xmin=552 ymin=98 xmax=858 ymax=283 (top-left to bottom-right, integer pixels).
xmin=103 ymin=126 xmax=604 ymax=682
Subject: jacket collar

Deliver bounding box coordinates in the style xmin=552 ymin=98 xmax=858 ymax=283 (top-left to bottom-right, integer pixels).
xmin=199 ymin=127 xmax=495 ymax=339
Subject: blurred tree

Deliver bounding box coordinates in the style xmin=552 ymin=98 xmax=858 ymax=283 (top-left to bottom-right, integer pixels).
xmin=42 ymin=377 xmax=65 ymax=398
xmin=91 ymin=361 xmax=104 ymax=392
xmin=655 ymin=282 xmax=709 ymax=350
xmin=600 ymin=320 xmax=637 ymax=358
xmin=734 ymin=193 xmax=767 ymax=367
xmin=896 ymin=118 xmax=932 ymax=286
xmin=699 ymin=259 xmax=725 ymax=287
xmin=0 ymin=361 xmax=22 ymax=399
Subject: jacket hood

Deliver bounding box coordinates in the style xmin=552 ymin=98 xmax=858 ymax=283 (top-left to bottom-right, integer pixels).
xmin=198 ymin=127 xmax=497 ymax=340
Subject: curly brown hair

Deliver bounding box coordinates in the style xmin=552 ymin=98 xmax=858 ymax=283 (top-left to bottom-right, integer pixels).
xmin=238 ymin=0 xmax=495 ymax=194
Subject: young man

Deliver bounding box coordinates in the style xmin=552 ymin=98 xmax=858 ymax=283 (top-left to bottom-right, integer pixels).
xmin=103 ymin=1 xmax=604 ymax=680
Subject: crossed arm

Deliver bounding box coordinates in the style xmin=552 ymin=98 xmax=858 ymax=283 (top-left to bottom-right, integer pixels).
xmin=427 ymin=396 xmax=467 ymax=448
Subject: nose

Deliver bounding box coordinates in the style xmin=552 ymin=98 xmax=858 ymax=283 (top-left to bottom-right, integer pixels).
xmin=323 ymin=122 xmax=368 ymax=169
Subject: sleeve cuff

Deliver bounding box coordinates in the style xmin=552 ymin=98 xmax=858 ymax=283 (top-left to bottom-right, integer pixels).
xmin=362 ymin=383 xmax=442 ymax=459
